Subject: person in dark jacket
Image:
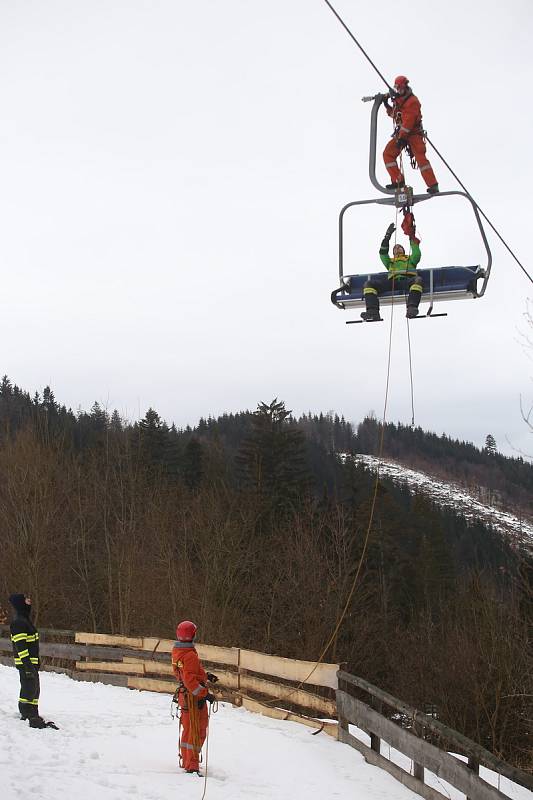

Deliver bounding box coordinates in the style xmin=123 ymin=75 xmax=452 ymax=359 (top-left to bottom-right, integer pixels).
xmin=8 ymin=593 xmax=56 ymax=729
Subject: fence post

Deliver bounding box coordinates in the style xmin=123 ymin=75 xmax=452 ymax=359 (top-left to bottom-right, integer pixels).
xmin=370 ymin=698 xmax=381 ymax=754
xmin=336 ymin=670 xmax=349 ymax=741
xmin=412 ymin=717 xmax=424 ymax=784
xmin=466 ymin=756 xmax=480 ymax=800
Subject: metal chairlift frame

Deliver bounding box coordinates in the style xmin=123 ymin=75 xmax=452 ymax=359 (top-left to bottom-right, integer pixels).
xmin=334 ymin=94 xmax=492 ymax=315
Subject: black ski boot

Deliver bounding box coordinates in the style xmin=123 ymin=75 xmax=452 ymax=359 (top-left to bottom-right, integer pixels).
xmin=360 ymin=310 xmax=382 ymax=322
xmin=406 ymin=305 xmax=419 ymax=319
xmin=386 ymin=180 xmax=405 ymax=190
xmin=28 ymin=716 xmax=59 ymax=729
xmin=29 ymin=716 xmax=47 ymax=729
xmin=427 ymin=183 xmax=439 ymax=195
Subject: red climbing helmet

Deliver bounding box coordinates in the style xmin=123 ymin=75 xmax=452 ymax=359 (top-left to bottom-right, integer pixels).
xmin=176 ymin=620 xmax=197 ymax=642
xmin=394 ymin=75 xmax=409 ymax=89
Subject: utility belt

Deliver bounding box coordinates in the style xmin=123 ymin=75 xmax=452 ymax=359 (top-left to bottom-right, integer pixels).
xmin=173 ymin=679 xmax=207 ymax=711
xmin=393 ymin=124 xmax=425 ymax=140
xmin=387 ymin=270 xmax=418 ymax=280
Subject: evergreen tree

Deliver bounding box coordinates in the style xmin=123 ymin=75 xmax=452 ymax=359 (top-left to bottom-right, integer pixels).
xmin=181 ymin=436 xmax=204 ymax=489
xmin=138 ymin=408 xmax=166 ymax=469
xmin=484 ymin=433 xmax=497 ymax=455
xmin=236 ymin=399 xmax=310 ymax=514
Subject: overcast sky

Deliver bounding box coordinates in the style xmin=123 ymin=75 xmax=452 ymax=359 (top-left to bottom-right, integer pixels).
xmin=0 ymin=0 xmax=532 ymax=456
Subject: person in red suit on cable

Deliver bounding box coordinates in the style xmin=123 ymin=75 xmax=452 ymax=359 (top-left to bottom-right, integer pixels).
xmin=382 ymin=75 xmax=439 ymax=195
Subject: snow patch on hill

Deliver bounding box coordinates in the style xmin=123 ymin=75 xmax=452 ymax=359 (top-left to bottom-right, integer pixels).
xmin=352 ymin=454 xmax=533 ymax=546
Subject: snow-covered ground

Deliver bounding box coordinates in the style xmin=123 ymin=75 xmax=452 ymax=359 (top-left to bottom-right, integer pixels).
xmin=354 ymin=454 xmax=533 ymax=546
xmin=0 ymin=666 xmax=528 ymax=800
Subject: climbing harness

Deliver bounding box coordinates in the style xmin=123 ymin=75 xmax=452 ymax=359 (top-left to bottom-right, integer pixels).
xmin=171 ymin=681 xmax=218 ymax=797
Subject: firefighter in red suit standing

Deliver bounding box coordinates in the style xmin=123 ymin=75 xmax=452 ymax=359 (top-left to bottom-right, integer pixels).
xmin=382 ymin=75 xmax=439 ymax=195
xmin=171 ymin=620 xmax=217 ymax=775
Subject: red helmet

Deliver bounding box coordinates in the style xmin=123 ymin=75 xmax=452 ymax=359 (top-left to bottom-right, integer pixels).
xmin=394 ymin=75 xmax=409 ymax=88
xmin=176 ymin=620 xmax=197 ymax=642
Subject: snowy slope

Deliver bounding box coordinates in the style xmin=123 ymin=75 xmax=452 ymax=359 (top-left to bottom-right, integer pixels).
xmin=0 ymin=666 xmax=528 ymax=800
xmin=353 ymin=454 xmax=533 ymax=546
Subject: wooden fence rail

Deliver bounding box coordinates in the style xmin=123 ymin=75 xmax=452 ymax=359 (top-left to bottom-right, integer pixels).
xmin=0 ymin=627 xmax=338 ymax=736
xmin=337 ymin=670 xmax=533 ymax=800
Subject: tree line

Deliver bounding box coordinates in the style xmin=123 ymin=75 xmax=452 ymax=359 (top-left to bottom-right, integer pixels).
xmin=0 ymin=379 xmax=530 ymax=768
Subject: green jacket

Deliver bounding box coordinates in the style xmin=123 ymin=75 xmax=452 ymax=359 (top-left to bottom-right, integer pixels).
xmin=380 ymin=240 xmax=420 ymax=278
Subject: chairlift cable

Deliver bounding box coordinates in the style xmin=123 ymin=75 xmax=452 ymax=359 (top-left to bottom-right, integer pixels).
xmin=424 ymin=135 xmax=533 ymax=285
xmin=322 ymin=0 xmax=533 ymax=287
xmin=322 ymin=0 xmax=393 ymax=92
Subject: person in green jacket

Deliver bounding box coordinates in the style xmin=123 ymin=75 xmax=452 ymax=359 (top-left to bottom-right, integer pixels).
xmin=361 ymin=216 xmax=423 ymax=321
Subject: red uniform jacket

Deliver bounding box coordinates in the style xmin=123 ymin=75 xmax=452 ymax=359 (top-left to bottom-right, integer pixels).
xmin=387 ymin=90 xmax=423 ymax=137
xmin=171 ymin=642 xmax=208 ymax=707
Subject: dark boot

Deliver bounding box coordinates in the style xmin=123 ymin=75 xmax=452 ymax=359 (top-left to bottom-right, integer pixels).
xmin=360 ymin=310 xmax=382 ymax=321
xmin=427 ymin=183 xmax=439 ymax=195
xmin=29 ymin=716 xmax=47 ymax=729
xmin=406 ymin=305 xmax=419 ymax=318
xmin=386 ymin=180 xmax=405 ymax=190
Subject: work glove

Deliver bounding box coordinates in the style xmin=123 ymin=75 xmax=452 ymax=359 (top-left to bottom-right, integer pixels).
xmin=384 ymin=223 xmax=395 ymax=240
xmin=206 ymin=672 xmax=219 ymax=683
xmin=401 ymin=212 xmax=415 ymax=238
xmin=396 ymin=137 xmax=407 ymax=149
xmin=206 ymin=692 xmax=216 ymax=704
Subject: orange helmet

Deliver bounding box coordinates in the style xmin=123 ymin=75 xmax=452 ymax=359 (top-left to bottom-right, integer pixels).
xmin=176 ymin=620 xmax=197 ymax=641
xmin=394 ymin=75 xmax=409 ymax=89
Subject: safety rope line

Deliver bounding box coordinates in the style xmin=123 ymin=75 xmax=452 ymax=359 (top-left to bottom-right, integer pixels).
xmin=406 ymin=316 xmax=415 ymax=426
xmin=258 ymin=277 xmax=397 ymax=705
xmin=322 ymin=0 xmax=533 ymax=287
xmin=200 ymin=704 xmax=213 ymax=800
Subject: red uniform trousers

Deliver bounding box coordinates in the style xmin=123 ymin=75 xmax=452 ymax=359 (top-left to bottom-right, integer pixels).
xmin=383 ymin=134 xmax=437 ymax=188
xmin=179 ymin=701 xmax=208 ymax=771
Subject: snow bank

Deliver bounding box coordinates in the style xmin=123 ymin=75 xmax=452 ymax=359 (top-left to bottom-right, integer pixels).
xmin=0 ymin=664 xmax=420 ymax=800
xmin=0 ymin=665 xmax=528 ymax=800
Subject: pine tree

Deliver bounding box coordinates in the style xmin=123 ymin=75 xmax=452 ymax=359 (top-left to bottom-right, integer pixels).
xmin=484 ymin=434 xmax=497 ymax=455
xmin=236 ymin=399 xmax=310 ymax=514
xmin=138 ymin=408 xmax=166 ymax=469
xmin=182 ymin=436 xmax=204 ymax=490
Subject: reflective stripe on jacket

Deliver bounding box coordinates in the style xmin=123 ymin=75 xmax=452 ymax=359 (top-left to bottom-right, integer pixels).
xmin=380 ymin=240 xmax=421 ymax=278
xmin=10 ymin=618 xmax=40 ymax=668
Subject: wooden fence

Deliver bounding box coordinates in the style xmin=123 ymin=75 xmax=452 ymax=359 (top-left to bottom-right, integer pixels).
xmin=1 ymin=626 xmax=531 ymax=800
xmin=0 ymin=626 xmax=339 ymax=736
xmin=337 ymin=670 xmax=533 ymax=800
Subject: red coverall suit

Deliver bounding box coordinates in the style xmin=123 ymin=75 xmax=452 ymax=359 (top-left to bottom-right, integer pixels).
xmin=172 ymin=641 xmax=209 ymax=771
xmin=383 ymin=90 xmax=437 ymax=189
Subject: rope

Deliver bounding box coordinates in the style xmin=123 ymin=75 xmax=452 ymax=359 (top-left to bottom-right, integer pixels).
xmin=321 ymin=0 xmax=533 ymax=287
xmin=406 ymin=316 xmax=415 ymax=426
xmin=200 ymin=704 xmax=213 ymax=800
xmin=259 ymin=275 xmax=397 ymax=704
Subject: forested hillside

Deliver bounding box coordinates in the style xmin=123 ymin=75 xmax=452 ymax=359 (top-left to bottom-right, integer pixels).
xmin=0 ymin=378 xmax=531 ymax=768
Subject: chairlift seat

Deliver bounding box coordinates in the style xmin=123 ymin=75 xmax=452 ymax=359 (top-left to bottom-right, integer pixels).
xmin=331 ymin=266 xmax=484 ymax=310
